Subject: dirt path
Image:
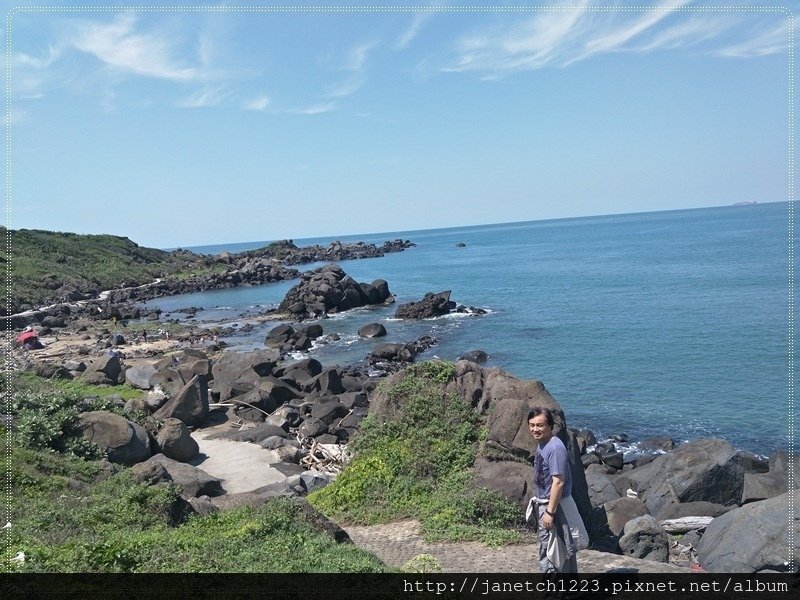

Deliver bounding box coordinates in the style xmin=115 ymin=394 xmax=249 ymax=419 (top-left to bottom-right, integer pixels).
xmin=345 ymin=520 xmax=690 ymax=573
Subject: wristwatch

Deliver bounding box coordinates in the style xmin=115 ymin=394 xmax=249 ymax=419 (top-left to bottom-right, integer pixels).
xmin=545 ymin=509 xmax=555 ymax=517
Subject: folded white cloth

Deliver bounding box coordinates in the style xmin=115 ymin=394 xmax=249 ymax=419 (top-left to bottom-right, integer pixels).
xmin=525 ymin=496 xmax=549 ymax=522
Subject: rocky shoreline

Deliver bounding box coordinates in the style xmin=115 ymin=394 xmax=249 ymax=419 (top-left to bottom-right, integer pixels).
xmin=7 ymin=238 xmax=415 ymax=329
xmin=7 ymin=259 xmax=797 ymax=574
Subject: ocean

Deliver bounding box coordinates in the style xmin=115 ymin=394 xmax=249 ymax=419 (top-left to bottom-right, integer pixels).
xmin=149 ymin=202 xmax=791 ymax=456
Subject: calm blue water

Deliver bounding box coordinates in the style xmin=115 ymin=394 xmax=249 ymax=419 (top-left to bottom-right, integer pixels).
xmin=150 ymin=203 xmax=792 ymax=455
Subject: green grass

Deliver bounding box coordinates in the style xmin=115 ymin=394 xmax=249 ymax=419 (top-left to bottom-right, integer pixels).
xmin=7 ymin=372 xmax=147 ymax=459
xmin=309 ymin=361 xmax=523 ymax=546
xmin=3 ymin=227 xmax=215 ymax=314
xmin=2 ymin=436 xmax=387 ymax=572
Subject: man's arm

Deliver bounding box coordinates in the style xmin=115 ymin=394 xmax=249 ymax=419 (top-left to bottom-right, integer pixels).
xmin=542 ymin=474 xmax=565 ymax=530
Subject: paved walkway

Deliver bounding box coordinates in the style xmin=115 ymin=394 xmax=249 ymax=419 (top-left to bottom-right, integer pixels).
xmin=345 ymin=520 xmax=690 ymax=573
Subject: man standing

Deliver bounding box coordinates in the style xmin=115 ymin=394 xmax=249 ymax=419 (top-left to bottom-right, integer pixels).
xmin=528 ymin=407 xmax=586 ymax=573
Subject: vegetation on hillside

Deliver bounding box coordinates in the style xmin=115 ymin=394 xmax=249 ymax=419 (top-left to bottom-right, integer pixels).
xmin=3 ymin=359 xmax=526 ymax=573
xmin=8 ymin=372 xmax=147 ymax=460
xmin=308 ymin=361 xmax=523 ymax=546
xmin=2 ymin=372 xmax=387 ymax=573
xmin=3 ymin=227 xmax=215 ymax=314
xmin=3 ymin=442 xmax=387 ymax=572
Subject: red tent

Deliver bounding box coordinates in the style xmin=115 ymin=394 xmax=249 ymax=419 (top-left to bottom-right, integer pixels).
xmin=16 ymin=330 xmax=38 ymax=345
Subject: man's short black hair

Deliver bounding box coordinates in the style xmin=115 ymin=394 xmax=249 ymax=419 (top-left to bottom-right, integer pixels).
xmin=527 ymin=407 xmax=554 ymax=429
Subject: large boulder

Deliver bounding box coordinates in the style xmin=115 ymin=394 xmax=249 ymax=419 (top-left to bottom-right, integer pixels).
xmin=603 ymin=496 xmax=649 ymax=537
xmin=77 ymin=410 xmax=151 ymax=466
xmin=459 ymin=350 xmax=488 ymax=364
xmin=277 ymin=264 xmax=391 ymax=320
xmin=141 ymin=454 xmax=224 ymax=498
xmin=619 ymin=438 xmax=745 ymax=518
xmin=149 ymin=367 xmax=188 ymax=398
xmin=210 ymin=349 xmax=279 ymax=402
xmin=82 ymin=354 xmax=122 ymax=385
xmin=125 ymin=364 xmax=158 ymax=390
xmin=265 ymin=324 xmax=295 ymax=347
xmin=395 ymin=290 xmax=454 ymax=319
xmin=257 ymin=377 xmax=301 ymax=410
xmin=156 ymin=418 xmax=199 ymax=462
xmin=618 ymin=515 xmax=670 ymax=562
xmin=697 ymin=492 xmax=797 ymax=572
xmin=154 ymin=375 xmax=209 ymax=427
xmin=369 ymin=343 xmax=414 ymax=364
xmin=358 ymin=323 xmax=387 ymax=338
xmin=470 ymin=458 xmax=532 ymax=510
xmin=585 ymin=465 xmax=622 ymax=507
xmin=278 ymin=358 xmax=323 ymax=387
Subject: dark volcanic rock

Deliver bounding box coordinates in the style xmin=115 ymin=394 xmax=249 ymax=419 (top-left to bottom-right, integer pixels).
xmin=77 ymin=410 xmax=151 ymax=466
xmin=697 ymin=492 xmax=795 ymax=572
xmin=618 ymin=515 xmax=670 ymax=562
xmin=618 ymin=438 xmax=745 ymax=519
xmin=156 ymin=418 xmax=199 ymax=462
xmin=459 ymin=350 xmax=488 ymax=364
xmin=277 ymin=264 xmax=392 ymax=320
xmin=210 ymin=349 xmax=279 ymax=402
xmin=358 ymin=323 xmax=387 ymax=338
xmin=395 ymin=291 xmax=454 ymax=319
xmin=368 ymin=336 xmax=438 ymax=369
xmin=154 ymin=375 xmax=209 ymax=427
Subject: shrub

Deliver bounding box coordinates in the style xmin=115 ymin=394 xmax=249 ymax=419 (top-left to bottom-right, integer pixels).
xmin=4 ymin=438 xmax=387 ymax=573
xmin=309 ymin=361 xmax=522 ymax=545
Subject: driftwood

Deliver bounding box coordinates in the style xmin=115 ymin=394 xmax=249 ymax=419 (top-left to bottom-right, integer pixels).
xmin=659 ymin=516 xmax=714 ymax=534
xmin=296 ymin=432 xmax=352 ymax=474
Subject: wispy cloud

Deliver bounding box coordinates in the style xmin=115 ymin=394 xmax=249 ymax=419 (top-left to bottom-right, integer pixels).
xmin=71 ymin=14 xmax=199 ymax=81
xmin=397 ymin=11 xmax=435 ymax=49
xmin=631 ymin=14 xmax=737 ymax=52
xmin=176 ymin=85 xmax=231 ymax=108
xmin=319 ymin=39 xmax=376 ymax=102
xmin=243 ymin=95 xmax=270 ymax=111
xmin=441 ymin=1 xmax=790 ymax=78
xmin=344 ymin=40 xmax=378 ymax=72
xmin=715 ymin=18 xmax=792 ymax=58
xmin=13 ymin=46 xmax=62 ymax=70
xmin=324 ymin=77 xmax=363 ymax=99
xmin=584 ymin=0 xmax=693 ymax=54
xmin=291 ymin=101 xmax=337 ymax=115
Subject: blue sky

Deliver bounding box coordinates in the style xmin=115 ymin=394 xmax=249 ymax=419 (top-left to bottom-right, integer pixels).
xmin=4 ymin=1 xmax=794 ymax=248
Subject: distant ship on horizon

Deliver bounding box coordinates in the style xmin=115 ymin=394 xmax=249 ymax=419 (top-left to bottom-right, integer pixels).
xmin=733 ymin=201 xmax=758 ymax=206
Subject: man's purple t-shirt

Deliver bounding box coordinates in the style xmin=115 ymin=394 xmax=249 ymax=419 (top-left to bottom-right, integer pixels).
xmin=533 ymin=435 xmax=572 ymax=499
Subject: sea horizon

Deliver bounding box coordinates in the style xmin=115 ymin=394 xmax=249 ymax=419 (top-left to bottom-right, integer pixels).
xmin=147 ymin=201 xmax=792 ymax=456
xmin=170 ymin=200 xmax=785 ymax=255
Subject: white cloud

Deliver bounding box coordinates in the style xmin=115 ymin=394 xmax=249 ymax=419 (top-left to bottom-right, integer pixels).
xmin=176 ymin=86 xmax=231 ymax=108
xmin=324 ymin=77 xmax=363 ymax=99
xmin=441 ymin=1 xmax=790 ymax=78
xmin=70 ymin=14 xmax=199 ymax=81
xmin=13 ymin=46 xmax=62 ymax=70
xmin=584 ymin=0 xmax=693 ymax=54
xmin=397 ymin=12 xmax=434 ymax=49
xmin=291 ymin=101 xmax=336 ymax=115
xmin=243 ymin=95 xmax=270 ymax=111
xmin=632 ymin=15 xmax=736 ymax=52
xmin=345 ymin=40 xmax=378 ymax=72
xmin=715 ymin=18 xmax=791 ymax=58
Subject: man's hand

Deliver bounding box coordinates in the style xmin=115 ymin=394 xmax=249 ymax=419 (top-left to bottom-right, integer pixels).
xmin=542 ymin=511 xmax=554 ymax=529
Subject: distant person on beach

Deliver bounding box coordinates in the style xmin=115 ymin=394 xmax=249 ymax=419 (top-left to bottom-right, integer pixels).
xmin=141 ymin=330 xmax=147 ymax=343
xmin=526 ymin=407 xmax=588 ymax=573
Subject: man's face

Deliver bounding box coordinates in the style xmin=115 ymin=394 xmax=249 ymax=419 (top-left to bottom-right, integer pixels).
xmin=528 ymin=414 xmax=552 ymax=442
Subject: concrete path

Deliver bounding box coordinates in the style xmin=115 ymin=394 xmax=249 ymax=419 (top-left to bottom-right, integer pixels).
xmin=345 ymin=520 xmax=691 ymax=573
